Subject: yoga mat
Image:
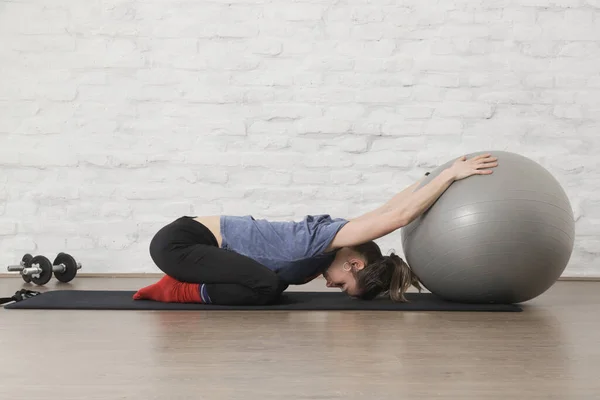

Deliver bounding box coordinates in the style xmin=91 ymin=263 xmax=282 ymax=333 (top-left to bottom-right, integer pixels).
xmin=3 ymin=290 xmax=522 ymax=311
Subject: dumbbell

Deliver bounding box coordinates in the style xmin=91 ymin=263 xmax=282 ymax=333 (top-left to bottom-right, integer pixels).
xmin=7 ymin=253 xmax=82 ymax=286
xmin=7 ymin=254 xmax=34 ymax=284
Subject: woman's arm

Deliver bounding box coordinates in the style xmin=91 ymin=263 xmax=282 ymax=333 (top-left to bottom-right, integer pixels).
xmin=325 ymin=170 xmax=454 ymax=252
xmin=345 ymin=174 xmax=429 ymax=226
xmin=324 ymin=154 xmax=497 ymax=251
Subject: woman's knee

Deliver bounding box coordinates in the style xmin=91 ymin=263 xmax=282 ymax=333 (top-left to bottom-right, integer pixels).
xmin=148 ymin=218 xmax=203 ymax=267
xmin=255 ymin=273 xmax=287 ymax=305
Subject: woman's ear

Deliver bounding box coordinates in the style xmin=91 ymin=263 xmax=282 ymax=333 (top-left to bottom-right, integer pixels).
xmin=350 ymin=257 xmax=366 ymax=271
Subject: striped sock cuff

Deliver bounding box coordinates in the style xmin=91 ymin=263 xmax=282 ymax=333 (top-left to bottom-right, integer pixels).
xmin=199 ymin=284 xmax=211 ymax=304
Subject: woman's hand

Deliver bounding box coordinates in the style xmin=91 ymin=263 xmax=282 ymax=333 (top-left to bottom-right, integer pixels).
xmin=448 ymin=154 xmax=499 ymax=181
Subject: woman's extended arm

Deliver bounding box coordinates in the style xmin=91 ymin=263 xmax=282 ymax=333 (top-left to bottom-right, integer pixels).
xmin=324 ymin=154 xmax=498 ymax=252
xmin=362 ymin=174 xmax=429 ymax=218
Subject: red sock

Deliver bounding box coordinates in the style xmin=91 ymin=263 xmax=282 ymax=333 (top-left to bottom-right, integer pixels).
xmin=133 ymin=275 xmax=202 ymax=303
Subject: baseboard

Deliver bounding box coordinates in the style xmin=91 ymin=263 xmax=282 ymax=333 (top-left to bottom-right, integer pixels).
xmin=556 ymin=277 xmax=600 ymax=281
xmin=0 ymin=273 xmax=165 ymax=278
xmin=0 ymin=273 xmax=599 ymax=281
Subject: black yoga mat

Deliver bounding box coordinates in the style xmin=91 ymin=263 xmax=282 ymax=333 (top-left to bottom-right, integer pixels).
xmin=3 ymin=290 xmax=522 ymax=311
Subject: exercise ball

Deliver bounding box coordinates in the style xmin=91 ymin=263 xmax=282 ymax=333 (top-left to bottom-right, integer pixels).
xmin=401 ymin=151 xmax=575 ymax=304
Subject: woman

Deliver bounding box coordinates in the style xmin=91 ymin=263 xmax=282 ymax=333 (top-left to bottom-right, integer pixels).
xmin=134 ymin=154 xmax=498 ymax=305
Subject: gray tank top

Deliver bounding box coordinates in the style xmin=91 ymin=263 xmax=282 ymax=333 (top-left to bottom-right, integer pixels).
xmin=220 ymin=214 xmax=349 ymax=284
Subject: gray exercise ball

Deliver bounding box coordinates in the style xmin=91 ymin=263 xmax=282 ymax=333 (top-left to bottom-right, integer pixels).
xmin=401 ymin=151 xmax=575 ymax=304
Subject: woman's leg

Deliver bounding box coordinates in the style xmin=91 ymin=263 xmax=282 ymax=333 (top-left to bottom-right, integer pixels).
xmin=136 ymin=216 xmax=286 ymax=305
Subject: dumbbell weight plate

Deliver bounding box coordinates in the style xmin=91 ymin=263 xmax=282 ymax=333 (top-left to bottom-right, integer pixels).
xmin=30 ymin=255 xmax=53 ymax=286
xmin=53 ymin=252 xmax=78 ymax=283
xmin=21 ymin=253 xmax=33 ymax=283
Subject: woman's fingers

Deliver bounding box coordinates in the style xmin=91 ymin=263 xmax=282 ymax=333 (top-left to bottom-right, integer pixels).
xmin=471 ymin=153 xmax=492 ymax=161
xmin=478 ymin=161 xmax=499 ymax=168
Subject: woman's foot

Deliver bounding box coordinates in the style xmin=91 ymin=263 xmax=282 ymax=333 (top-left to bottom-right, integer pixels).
xmin=133 ymin=275 xmax=203 ymax=303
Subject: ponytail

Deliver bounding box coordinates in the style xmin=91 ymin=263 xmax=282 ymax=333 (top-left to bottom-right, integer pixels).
xmin=352 ymin=241 xmax=423 ymax=302
xmin=386 ymin=253 xmax=422 ymax=302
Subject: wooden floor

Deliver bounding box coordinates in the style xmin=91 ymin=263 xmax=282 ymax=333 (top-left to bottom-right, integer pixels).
xmin=0 ymin=278 xmax=599 ymax=400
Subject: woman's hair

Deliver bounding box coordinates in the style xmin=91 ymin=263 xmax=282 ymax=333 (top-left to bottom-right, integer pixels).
xmin=350 ymin=241 xmax=422 ymax=302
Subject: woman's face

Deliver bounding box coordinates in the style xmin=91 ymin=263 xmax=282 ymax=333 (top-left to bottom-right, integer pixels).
xmin=323 ymin=247 xmax=366 ymax=297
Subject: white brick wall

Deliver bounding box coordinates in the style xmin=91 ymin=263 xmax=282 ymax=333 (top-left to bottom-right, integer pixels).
xmin=1 ymin=0 xmax=599 ymax=277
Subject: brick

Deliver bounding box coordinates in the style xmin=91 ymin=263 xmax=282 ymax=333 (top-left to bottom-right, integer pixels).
xmin=0 ymin=79 xmax=77 ymax=101
xmin=553 ymin=105 xmax=585 ymax=119
xmin=502 ymin=8 xmax=537 ymax=24
xmin=198 ymin=22 xmax=260 ymax=39
xmin=538 ymin=90 xmax=578 ymax=105
xmin=394 ymin=106 xmax=434 ymax=119
xmin=0 ymin=236 xmax=37 ymax=253
xmin=228 ymin=169 xmax=292 ymax=186
xmin=350 ymin=23 xmax=388 ymax=40
xmin=100 ymin=203 xmax=134 ymax=218
xmin=182 ymin=86 xmax=246 ymax=103
xmin=330 ymin=170 xmax=362 ymax=185
xmin=258 ymin=103 xmax=324 ymax=120
xmin=326 ymin=73 xmax=405 ymax=89
xmin=0 ymin=4 xmax=68 ymax=35
xmin=0 ymin=221 xmax=17 ymax=236
xmin=337 ymin=137 xmax=370 ymax=153
xmin=524 ymin=74 xmax=555 ymax=88
xmin=288 ymin=137 xmax=322 ymax=152
xmin=415 ymin=146 xmax=465 ymax=169
xmin=98 ymin=234 xmax=138 ymax=250
xmin=439 ymin=24 xmax=492 ymax=38
xmin=293 ymin=87 xmax=358 ymax=104
xmin=360 ymin=170 xmax=416 ymax=187
xmin=370 ymin=136 xmax=427 ymax=152
xmin=303 ymin=152 xmax=353 ymax=168
xmin=228 ymin=135 xmax=290 ymax=151
xmin=322 ymin=105 xmax=364 ymax=120
xmin=190 ymin=202 xmax=223 ymax=216
xmin=160 ymin=202 xmax=194 ymax=217
xmin=431 ymin=39 xmax=455 ymax=55
xmin=445 ymin=88 xmax=475 ymax=101
xmin=477 ymin=90 xmax=536 ymax=104
xmin=587 ymin=76 xmax=600 ymax=88
xmin=264 ymin=4 xmax=325 ymax=21
xmin=9 ymin=35 xmax=76 ymax=53
xmin=412 ymin=86 xmax=445 ymax=101
xmin=382 ymin=121 xmax=424 ymax=136
xmin=354 ymin=151 xmax=414 ymax=168
xmin=245 ymin=188 xmax=314 ymax=204
xmin=512 ymin=25 xmax=543 ymax=41
xmin=241 ymin=152 xmax=305 ymax=169
xmin=434 ymin=102 xmax=494 ymax=118
xmin=296 ymin=118 xmax=352 ymax=135
xmin=350 ymin=121 xmax=383 ymax=136
xmin=304 ymin=56 xmax=355 ymax=72
xmin=576 ymin=91 xmax=600 ymax=107
xmin=522 ymin=41 xmax=560 ymax=57
xmin=421 ymin=73 xmax=461 ymax=88
xmin=424 ymin=119 xmax=464 ymax=135
xmin=559 ymin=42 xmax=600 ymax=57
xmin=247 ymin=39 xmax=283 ymax=56
xmin=248 ymin=120 xmax=297 ymax=135
xmin=578 ymin=123 xmax=600 ymax=137
xmin=447 ymin=11 xmax=475 ymax=23
xmin=293 ymin=171 xmax=330 ymax=185
xmin=65 ymin=237 xmax=96 ymax=250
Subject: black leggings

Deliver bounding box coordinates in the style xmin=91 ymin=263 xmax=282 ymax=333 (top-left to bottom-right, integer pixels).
xmin=149 ymin=216 xmax=288 ymax=305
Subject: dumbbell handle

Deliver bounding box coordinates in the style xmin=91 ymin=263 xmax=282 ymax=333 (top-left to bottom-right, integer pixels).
xmin=7 ymin=262 xmax=82 ymax=275
xmin=7 ymin=259 xmax=31 ymax=272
